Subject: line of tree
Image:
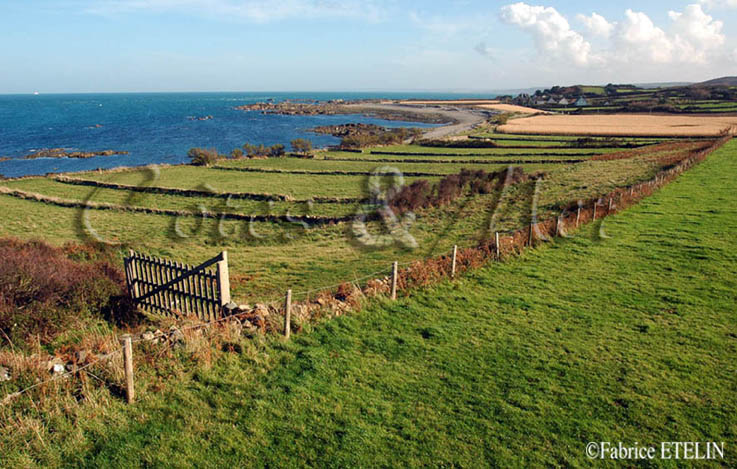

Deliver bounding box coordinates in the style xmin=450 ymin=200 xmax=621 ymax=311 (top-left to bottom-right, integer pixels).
xmin=238 ymin=143 xmax=286 ymax=158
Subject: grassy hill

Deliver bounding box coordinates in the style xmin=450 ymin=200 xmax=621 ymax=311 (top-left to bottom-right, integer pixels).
xmin=6 ymin=140 xmax=735 ymax=467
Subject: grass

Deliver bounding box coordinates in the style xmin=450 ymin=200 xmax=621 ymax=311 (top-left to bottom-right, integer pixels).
xmin=366 ymin=145 xmax=618 ymax=155
xmin=0 ymin=141 xmax=692 ymax=302
xmin=2 ymin=178 xmax=360 ymax=217
xmin=75 ymin=166 xmax=440 ymax=199
xmin=215 ymin=156 xmax=536 ymax=174
xmin=4 ymin=138 xmax=736 ymax=468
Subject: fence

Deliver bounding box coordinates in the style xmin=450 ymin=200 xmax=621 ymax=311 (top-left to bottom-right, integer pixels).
xmin=1 ymin=136 xmax=729 ymax=409
xmin=124 ymin=250 xmax=231 ymax=320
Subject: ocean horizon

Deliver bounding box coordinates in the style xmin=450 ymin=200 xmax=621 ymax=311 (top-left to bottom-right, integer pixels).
xmin=0 ymin=91 xmax=496 ymax=178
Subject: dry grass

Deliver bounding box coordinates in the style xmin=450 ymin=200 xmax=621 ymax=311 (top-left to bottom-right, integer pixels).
xmin=497 ymin=113 xmax=737 ymax=137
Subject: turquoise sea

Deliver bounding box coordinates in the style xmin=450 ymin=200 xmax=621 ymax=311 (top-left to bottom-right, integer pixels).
xmin=0 ymin=91 xmax=494 ymax=178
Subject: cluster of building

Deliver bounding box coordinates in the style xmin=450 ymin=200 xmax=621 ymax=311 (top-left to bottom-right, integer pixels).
xmin=513 ymin=93 xmax=590 ymax=107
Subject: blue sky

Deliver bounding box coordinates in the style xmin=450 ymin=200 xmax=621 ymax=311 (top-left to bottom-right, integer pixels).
xmin=1 ymin=0 xmax=735 ymax=93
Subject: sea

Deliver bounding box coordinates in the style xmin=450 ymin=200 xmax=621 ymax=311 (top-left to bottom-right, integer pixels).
xmin=0 ymin=92 xmax=494 ymax=178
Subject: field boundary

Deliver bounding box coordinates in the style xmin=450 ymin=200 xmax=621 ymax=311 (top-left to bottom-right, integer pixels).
xmin=0 ymin=136 xmax=729 ymax=410
xmin=369 ymin=150 xmax=602 ymax=157
xmin=0 ymin=186 xmax=367 ymax=225
xmin=211 ymin=166 xmax=448 ymax=177
xmin=53 ymin=176 xmax=366 ymax=204
xmin=324 ymin=157 xmax=588 ymax=165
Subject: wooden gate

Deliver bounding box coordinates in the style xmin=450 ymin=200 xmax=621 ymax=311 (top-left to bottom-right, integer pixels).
xmin=124 ymin=250 xmax=231 ymax=320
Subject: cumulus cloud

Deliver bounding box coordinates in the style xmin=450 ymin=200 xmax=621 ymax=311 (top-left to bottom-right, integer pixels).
xmin=500 ymin=2 xmax=598 ymax=66
xmin=576 ymin=12 xmax=615 ymax=38
xmin=502 ymin=3 xmax=729 ymax=69
xmin=614 ymin=5 xmax=724 ymax=64
xmin=614 ymin=9 xmax=675 ymax=63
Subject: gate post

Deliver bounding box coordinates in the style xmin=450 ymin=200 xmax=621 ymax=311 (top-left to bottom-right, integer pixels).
xmin=127 ymin=249 xmax=140 ymax=299
xmin=216 ymin=251 xmax=231 ymax=309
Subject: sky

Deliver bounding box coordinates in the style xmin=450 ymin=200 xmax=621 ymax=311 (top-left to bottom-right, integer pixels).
xmin=1 ymin=0 xmax=736 ymax=93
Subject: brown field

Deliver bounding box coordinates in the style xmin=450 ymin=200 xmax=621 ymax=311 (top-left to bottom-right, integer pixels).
xmin=497 ymin=113 xmax=737 ymax=137
xmin=476 ymin=103 xmax=548 ymax=114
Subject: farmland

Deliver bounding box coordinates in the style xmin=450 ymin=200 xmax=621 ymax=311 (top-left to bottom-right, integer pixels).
xmin=0 ymin=134 xmax=714 ymax=304
xmin=497 ymin=114 xmax=737 ymax=137
xmin=2 ymin=133 xmax=735 ymax=468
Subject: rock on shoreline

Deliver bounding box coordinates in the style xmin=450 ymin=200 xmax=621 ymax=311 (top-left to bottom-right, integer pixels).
xmin=21 ymin=148 xmax=129 ymax=160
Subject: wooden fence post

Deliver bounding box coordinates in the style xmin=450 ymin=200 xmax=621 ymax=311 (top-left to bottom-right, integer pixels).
xmin=576 ymin=207 xmax=581 ymax=227
xmin=391 ymin=261 xmax=398 ymax=300
xmin=128 ymin=250 xmax=140 ymax=298
xmin=216 ymin=251 xmax=231 ymax=312
xmin=284 ymin=289 xmax=292 ymax=339
xmin=495 ymin=232 xmax=500 ymax=257
xmin=451 ymin=245 xmax=457 ymax=278
xmin=608 ymin=197 xmax=613 ymax=212
xmin=120 ymin=335 xmax=134 ymax=404
xmin=528 ymin=223 xmax=534 ymax=247
xmin=555 ymin=216 xmax=560 ymax=236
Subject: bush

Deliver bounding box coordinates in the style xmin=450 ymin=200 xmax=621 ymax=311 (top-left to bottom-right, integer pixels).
xmin=230 ymin=148 xmax=244 ymax=159
xmin=242 ymin=143 xmax=286 ymax=158
xmin=0 ymin=239 xmax=137 ymax=349
xmin=290 ymin=138 xmax=313 ymax=156
xmin=389 ymin=167 xmax=527 ymax=215
xmin=188 ymin=147 xmax=221 ymax=166
xmin=339 ymin=128 xmax=423 ymax=149
xmin=269 ymin=144 xmax=286 ymax=157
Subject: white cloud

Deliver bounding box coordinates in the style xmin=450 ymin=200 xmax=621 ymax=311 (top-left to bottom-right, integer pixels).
xmin=502 ymin=3 xmax=730 ymax=70
xmin=500 ymin=2 xmax=598 ymax=66
xmin=699 ymin=0 xmax=737 ymax=10
xmin=83 ymin=0 xmax=387 ymax=22
xmin=576 ymin=12 xmax=615 ymax=38
xmin=613 ymin=5 xmax=724 ymax=64
xmin=669 ymin=4 xmax=725 ymax=62
xmin=614 ymin=9 xmax=675 ymax=63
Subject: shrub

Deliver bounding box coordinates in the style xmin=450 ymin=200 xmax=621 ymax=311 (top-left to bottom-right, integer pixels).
xmin=339 ymin=128 xmax=423 ymax=149
xmin=0 ymin=239 xmax=137 ymax=349
xmin=230 ymin=148 xmax=244 ymax=159
xmin=290 ymin=138 xmax=313 ymax=156
xmin=242 ymin=143 xmax=286 ymax=158
xmin=188 ymin=147 xmax=220 ymax=166
xmin=269 ymin=144 xmax=286 ymax=157
xmin=389 ymin=167 xmax=527 ymax=215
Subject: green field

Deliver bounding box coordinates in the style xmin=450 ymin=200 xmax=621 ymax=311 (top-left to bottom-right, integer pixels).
xmin=0 ymin=141 xmax=698 ymax=302
xmin=4 ymin=137 xmax=735 ymax=468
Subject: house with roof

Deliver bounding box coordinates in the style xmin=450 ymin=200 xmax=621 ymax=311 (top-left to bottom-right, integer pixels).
xmin=558 ymin=98 xmax=569 ymax=106
xmin=575 ymin=97 xmax=589 ymax=107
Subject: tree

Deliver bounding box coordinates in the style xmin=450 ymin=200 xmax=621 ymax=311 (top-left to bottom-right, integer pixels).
xmin=290 ymin=138 xmax=313 ymax=156
xmin=269 ymin=144 xmax=286 ymax=157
